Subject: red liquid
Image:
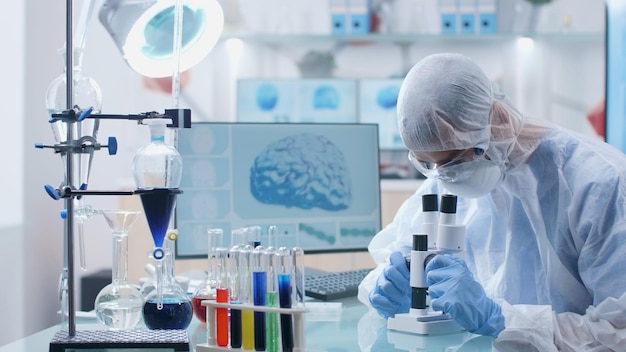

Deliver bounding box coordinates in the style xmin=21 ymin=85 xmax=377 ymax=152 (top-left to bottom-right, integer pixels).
xmin=216 ymin=288 xmax=229 ymax=347
xmin=192 ymin=296 xmax=214 ymax=323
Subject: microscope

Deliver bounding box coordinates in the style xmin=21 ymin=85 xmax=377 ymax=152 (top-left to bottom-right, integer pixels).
xmin=387 ymin=194 xmax=465 ymax=335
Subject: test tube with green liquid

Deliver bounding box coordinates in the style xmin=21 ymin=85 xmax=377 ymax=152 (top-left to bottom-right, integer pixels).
xmin=265 ymin=226 xmax=279 ymax=352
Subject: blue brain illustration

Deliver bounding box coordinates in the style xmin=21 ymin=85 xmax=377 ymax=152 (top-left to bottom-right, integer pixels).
xmin=376 ymin=85 xmax=400 ymax=109
xmin=313 ymin=85 xmax=339 ymax=109
xmin=250 ymin=134 xmax=351 ymax=211
xmin=256 ymin=83 xmax=279 ymax=111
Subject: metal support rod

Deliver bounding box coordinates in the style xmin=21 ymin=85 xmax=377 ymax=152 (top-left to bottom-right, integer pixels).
xmin=65 ymin=0 xmax=76 ymax=337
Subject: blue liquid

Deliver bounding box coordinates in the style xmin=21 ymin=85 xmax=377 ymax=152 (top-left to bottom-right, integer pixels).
xmin=143 ymin=297 xmax=193 ymax=330
xmin=230 ymin=305 xmax=242 ymax=348
xmin=253 ymin=272 xmax=266 ymax=351
xmin=138 ymin=188 xmax=178 ymax=247
xmin=278 ymin=273 xmax=294 ymax=352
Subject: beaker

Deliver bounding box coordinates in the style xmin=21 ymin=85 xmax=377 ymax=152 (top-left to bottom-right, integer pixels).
xmin=191 ymin=228 xmax=224 ymax=323
xmin=142 ymin=235 xmax=193 ymax=330
xmin=94 ymin=210 xmax=144 ymax=330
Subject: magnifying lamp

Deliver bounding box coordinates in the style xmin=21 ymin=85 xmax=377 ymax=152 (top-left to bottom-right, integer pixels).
xmin=99 ymin=0 xmax=224 ymax=78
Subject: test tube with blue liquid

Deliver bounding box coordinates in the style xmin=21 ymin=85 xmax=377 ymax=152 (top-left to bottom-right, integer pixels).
xmin=252 ymin=245 xmax=267 ymax=351
xmin=275 ymin=246 xmax=295 ymax=352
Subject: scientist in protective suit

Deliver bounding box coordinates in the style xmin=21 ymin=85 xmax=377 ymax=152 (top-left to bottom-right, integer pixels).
xmin=358 ymin=53 xmax=626 ymax=351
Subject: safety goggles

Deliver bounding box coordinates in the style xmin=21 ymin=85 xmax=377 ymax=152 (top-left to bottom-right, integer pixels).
xmin=408 ymin=148 xmax=486 ymax=182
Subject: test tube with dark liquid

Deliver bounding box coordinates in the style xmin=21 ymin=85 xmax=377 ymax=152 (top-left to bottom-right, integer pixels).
xmin=252 ymin=246 xmax=267 ymax=351
xmin=228 ymin=245 xmax=243 ymax=348
xmin=275 ymin=247 xmax=294 ymax=352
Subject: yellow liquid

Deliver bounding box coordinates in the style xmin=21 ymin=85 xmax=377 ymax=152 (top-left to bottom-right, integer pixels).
xmin=242 ymin=309 xmax=255 ymax=350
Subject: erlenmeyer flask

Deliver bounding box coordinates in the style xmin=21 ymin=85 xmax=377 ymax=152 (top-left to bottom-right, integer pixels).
xmin=143 ymin=237 xmax=193 ymax=330
xmin=94 ymin=210 xmax=144 ymax=330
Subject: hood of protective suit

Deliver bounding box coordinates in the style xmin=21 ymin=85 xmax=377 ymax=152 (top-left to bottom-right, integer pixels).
xmin=397 ymin=53 xmax=524 ymax=168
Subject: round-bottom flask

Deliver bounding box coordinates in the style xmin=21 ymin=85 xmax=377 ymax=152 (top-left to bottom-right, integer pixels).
xmin=143 ymin=248 xmax=192 ymax=329
xmin=94 ymin=210 xmax=144 ymax=330
xmin=191 ymin=228 xmax=224 ymax=323
xmin=191 ymin=275 xmax=217 ymax=323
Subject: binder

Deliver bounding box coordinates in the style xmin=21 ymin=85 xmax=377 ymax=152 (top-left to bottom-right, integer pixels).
xmin=348 ymin=0 xmax=371 ymax=34
xmin=477 ymin=0 xmax=497 ymax=34
xmin=330 ymin=0 xmax=348 ymax=35
xmin=459 ymin=0 xmax=476 ymax=34
xmin=439 ymin=0 xmax=458 ymax=34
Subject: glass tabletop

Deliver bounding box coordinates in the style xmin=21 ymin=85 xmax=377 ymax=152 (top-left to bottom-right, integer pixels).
xmin=0 ymin=297 xmax=494 ymax=351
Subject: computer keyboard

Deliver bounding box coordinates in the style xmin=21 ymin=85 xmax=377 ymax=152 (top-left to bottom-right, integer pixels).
xmin=304 ymin=268 xmax=373 ymax=301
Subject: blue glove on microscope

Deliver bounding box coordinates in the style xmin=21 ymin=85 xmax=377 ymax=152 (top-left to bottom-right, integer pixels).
xmin=425 ymin=254 xmax=505 ymax=337
xmin=369 ymin=251 xmax=411 ymax=319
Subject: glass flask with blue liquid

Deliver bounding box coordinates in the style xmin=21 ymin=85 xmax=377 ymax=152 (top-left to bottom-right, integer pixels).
xmin=142 ymin=237 xmax=193 ymax=330
xmin=133 ymin=117 xmax=191 ymax=329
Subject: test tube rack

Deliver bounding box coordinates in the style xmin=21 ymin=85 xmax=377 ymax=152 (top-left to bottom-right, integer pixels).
xmin=196 ymin=301 xmax=308 ymax=352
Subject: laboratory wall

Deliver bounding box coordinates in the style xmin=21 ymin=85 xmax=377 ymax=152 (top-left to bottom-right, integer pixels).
xmin=0 ymin=0 xmax=25 ymax=347
xmin=9 ymin=0 xmax=608 ymax=346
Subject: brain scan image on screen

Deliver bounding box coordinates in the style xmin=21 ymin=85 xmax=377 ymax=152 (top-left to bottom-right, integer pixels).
xmin=250 ymin=133 xmax=351 ymax=211
xmin=176 ymin=122 xmax=381 ymax=258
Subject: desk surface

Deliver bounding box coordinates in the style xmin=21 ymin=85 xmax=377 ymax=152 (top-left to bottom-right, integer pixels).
xmin=0 ymin=298 xmax=494 ymax=351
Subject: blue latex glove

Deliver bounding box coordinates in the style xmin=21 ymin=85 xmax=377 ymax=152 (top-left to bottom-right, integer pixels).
xmin=426 ymin=254 xmax=505 ymax=337
xmin=368 ymin=251 xmax=411 ymax=319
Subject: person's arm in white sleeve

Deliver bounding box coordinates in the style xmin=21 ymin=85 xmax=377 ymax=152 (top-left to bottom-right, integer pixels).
xmin=494 ymin=292 xmax=626 ymax=352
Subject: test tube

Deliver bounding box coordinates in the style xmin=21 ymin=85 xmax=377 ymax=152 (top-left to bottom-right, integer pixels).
xmin=239 ymin=244 xmax=255 ymax=350
xmin=247 ymin=225 xmax=262 ymax=248
xmin=292 ymin=247 xmax=306 ymax=351
xmin=252 ymin=245 xmax=267 ymax=351
xmin=229 ymin=245 xmax=243 ymax=348
xmin=275 ymin=247 xmax=294 ymax=352
xmin=215 ymin=247 xmax=229 ymax=347
xmin=265 ymin=247 xmax=279 ymax=352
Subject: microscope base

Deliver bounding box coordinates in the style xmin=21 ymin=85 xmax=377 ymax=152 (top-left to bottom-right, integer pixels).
xmin=387 ymin=312 xmax=464 ymax=335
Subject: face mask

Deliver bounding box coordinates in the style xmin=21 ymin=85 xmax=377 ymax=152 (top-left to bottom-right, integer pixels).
xmin=439 ymin=160 xmax=502 ymax=198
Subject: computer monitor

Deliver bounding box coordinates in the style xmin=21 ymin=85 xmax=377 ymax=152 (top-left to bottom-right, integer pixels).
xmin=606 ymin=1 xmax=624 ymax=152
xmin=174 ymin=122 xmax=382 ymax=259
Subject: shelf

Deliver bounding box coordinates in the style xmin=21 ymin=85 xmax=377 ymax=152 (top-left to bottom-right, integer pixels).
xmin=221 ymin=32 xmax=605 ymax=46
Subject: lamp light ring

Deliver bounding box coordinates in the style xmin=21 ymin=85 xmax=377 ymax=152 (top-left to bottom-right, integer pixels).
xmin=100 ymin=0 xmax=224 ymax=78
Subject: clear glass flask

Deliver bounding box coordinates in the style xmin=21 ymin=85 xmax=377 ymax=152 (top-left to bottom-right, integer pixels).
xmin=94 ymin=210 xmax=144 ymax=330
xmin=45 ymin=47 xmax=102 ymax=144
xmin=132 ymin=118 xmax=183 ymax=189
